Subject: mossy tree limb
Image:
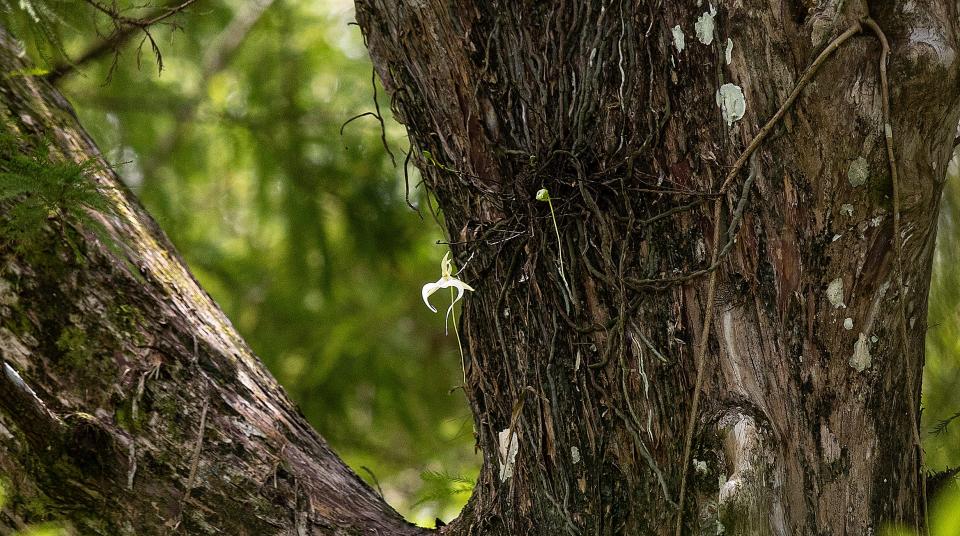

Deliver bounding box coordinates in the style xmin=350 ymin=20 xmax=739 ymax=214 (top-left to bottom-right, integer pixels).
xmin=0 ymin=27 xmax=424 ymax=536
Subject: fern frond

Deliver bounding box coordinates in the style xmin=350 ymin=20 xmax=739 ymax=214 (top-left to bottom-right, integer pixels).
xmin=0 ymin=132 xmax=121 ymax=256
xmin=933 ymin=410 xmax=960 ymax=436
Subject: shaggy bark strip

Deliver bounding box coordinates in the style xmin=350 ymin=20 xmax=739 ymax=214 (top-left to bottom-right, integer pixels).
xmin=674 ymin=23 xmax=863 ymax=534
xmin=357 ymin=0 xmax=960 ymax=534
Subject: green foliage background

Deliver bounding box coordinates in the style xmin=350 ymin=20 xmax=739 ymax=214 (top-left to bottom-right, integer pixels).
xmin=1 ymin=0 xmax=958 ymax=528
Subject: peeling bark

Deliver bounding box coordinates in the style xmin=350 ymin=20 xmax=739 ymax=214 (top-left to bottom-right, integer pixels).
xmin=355 ymin=0 xmax=960 ymax=534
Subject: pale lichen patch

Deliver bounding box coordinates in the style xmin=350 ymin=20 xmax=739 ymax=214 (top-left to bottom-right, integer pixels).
xmin=695 ymin=5 xmax=717 ymax=45
xmin=498 ymin=428 xmax=519 ymax=481
xmin=850 ymin=333 xmax=872 ymax=372
xmin=0 ymin=278 xmax=16 ymax=306
xmin=840 ymin=204 xmax=854 ymax=217
xmin=843 ymin=317 xmax=854 ymax=330
xmin=672 ymin=25 xmax=686 ymax=53
xmin=827 ymin=278 xmax=846 ymax=308
xmin=694 ymin=458 xmax=708 ymax=475
xmin=716 ymin=83 xmax=746 ymax=126
xmin=847 ymin=157 xmax=869 ymax=187
xmin=725 ymin=38 xmax=733 ymax=64
xmin=908 ymin=26 xmax=956 ymax=70
xmin=571 ymin=446 xmax=581 ymax=464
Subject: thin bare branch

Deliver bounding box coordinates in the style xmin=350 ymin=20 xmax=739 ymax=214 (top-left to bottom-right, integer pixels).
xmin=47 ymin=0 xmax=200 ymax=83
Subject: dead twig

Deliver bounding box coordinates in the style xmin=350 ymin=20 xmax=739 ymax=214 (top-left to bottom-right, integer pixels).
xmin=170 ymin=392 xmax=210 ymax=530
xmin=48 ymin=0 xmax=193 ymax=83
xmin=75 ymin=0 xmax=200 ymax=79
xmin=862 ymin=16 xmax=928 ymax=534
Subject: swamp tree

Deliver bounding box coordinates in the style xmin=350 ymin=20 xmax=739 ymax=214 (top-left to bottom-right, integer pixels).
xmin=354 ymin=0 xmax=960 ymax=534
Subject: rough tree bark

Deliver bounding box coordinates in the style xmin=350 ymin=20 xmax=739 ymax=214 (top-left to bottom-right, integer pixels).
xmin=354 ymin=0 xmax=960 ymax=534
xmin=1 ymin=0 xmax=959 ymax=534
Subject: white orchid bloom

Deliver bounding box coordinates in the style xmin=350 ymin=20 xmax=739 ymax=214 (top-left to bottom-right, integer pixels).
xmin=422 ymin=252 xmax=475 ymax=333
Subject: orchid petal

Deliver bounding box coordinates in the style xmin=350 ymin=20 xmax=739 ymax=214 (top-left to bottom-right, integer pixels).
xmin=442 ymin=279 xmax=474 ymax=334
xmin=424 ymin=276 xmax=475 ymax=313
xmin=440 ymin=251 xmax=453 ymax=277
xmin=422 ymin=252 xmax=476 ymax=334
xmin=422 ymin=282 xmax=441 ymax=312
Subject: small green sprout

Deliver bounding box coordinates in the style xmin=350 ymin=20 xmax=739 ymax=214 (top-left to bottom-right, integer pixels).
xmin=535 ymin=188 xmax=568 ymax=290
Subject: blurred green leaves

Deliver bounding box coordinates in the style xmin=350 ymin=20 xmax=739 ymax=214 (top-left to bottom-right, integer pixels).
xmin=0 ymin=134 xmax=116 ymax=257
xmin=882 ymin=485 xmax=960 ymax=535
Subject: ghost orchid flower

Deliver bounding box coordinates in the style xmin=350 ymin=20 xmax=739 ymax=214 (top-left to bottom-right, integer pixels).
xmin=422 ymin=252 xmax=475 ymax=333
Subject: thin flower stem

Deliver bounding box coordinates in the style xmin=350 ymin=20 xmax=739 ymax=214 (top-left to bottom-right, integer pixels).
xmin=547 ymin=197 xmax=569 ymax=290
xmin=450 ymin=286 xmax=466 ymax=384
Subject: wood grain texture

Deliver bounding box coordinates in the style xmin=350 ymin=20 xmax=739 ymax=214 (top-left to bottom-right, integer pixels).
xmin=2 ymin=0 xmax=959 ymax=532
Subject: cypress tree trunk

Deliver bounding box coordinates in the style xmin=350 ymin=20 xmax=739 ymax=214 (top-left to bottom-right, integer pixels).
xmin=355 ymin=1 xmax=960 ymax=534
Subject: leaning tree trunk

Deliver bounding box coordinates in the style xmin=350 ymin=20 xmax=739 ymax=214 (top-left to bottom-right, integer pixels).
xmin=356 ymin=1 xmax=960 ymax=534
xmin=0 ymin=31 xmax=425 ymax=535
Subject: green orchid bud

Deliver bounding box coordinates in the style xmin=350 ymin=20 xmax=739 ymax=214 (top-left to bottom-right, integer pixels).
xmin=535 ymin=188 xmax=550 ymax=202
